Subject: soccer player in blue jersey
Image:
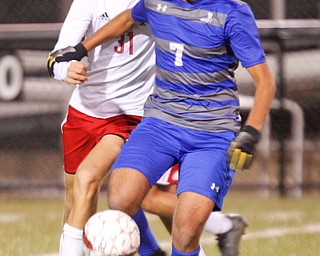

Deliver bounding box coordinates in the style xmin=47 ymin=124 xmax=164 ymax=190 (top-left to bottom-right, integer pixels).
xmin=48 ymin=0 xmax=276 ymax=255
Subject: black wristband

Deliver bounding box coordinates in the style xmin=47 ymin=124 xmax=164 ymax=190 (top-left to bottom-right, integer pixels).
xmin=242 ymin=125 xmax=261 ymax=142
xmin=74 ymin=43 xmax=88 ymax=59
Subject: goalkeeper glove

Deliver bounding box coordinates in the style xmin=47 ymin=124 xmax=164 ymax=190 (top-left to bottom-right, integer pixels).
xmin=47 ymin=43 xmax=87 ymax=76
xmin=228 ymin=125 xmax=261 ymax=171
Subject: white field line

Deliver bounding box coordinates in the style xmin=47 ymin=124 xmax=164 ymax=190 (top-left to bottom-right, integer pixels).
xmin=35 ymin=222 xmax=320 ymax=255
xmin=0 ymin=213 xmax=24 ymax=223
xmin=242 ymin=223 xmax=320 ymax=240
xmin=159 ymin=222 xmax=320 ymax=249
xmin=35 ymin=254 xmax=57 ymax=256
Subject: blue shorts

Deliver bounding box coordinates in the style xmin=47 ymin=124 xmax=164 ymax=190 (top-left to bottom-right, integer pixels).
xmin=112 ymin=117 xmax=236 ymax=210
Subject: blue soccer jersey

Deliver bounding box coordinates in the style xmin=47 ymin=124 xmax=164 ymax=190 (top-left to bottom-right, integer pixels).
xmin=131 ymin=0 xmax=266 ymax=133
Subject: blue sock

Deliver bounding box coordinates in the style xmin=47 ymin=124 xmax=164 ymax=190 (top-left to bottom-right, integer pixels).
xmin=133 ymin=208 xmax=160 ymax=256
xmin=171 ymin=244 xmax=200 ymax=256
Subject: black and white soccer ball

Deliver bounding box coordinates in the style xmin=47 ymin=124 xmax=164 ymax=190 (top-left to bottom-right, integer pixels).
xmin=83 ymin=210 xmax=140 ymax=256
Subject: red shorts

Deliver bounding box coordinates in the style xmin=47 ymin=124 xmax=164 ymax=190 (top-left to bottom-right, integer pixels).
xmin=156 ymin=164 xmax=179 ymax=185
xmin=62 ymin=106 xmax=141 ymax=174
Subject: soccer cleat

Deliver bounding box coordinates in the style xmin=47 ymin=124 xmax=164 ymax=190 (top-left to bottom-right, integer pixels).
xmin=216 ymin=214 xmax=248 ymax=256
xmin=150 ymin=248 xmax=167 ymax=256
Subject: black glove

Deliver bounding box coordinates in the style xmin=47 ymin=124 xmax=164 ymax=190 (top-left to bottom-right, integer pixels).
xmin=47 ymin=43 xmax=88 ymax=76
xmin=228 ymin=125 xmax=261 ymax=171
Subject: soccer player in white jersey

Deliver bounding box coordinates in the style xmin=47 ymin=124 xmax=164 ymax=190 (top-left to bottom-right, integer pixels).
xmin=46 ymin=0 xmax=261 ymax=255
xmin=49 ymin=1 xmax=164 ymax=255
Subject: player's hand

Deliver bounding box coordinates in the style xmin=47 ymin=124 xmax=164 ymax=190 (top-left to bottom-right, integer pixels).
xmin=228 ymin=125 xmax=261 ymax=171
xmin=47 ymin=43 xmax=88 ymax=76
xmin=65 ymin=61 xmax=88 ymax=85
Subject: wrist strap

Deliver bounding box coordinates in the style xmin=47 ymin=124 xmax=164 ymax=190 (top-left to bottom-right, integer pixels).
xmin=242 ymin=125 xmax=261 ymax=142
xmin=74 ymin=43 xmax=88 ymax=58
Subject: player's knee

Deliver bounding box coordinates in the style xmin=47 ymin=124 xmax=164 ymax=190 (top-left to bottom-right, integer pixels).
xmin=107 ymin=192 xmax=122 ymax=210
xmin=173 ymin=222 xmax=201 ymax=249
xmin=107 ymin=168 xmax=147 ymax=215
xmin=173 ymin=209 xmax=205 ymax=245
xmin=107 ymin=182 xmax=133 ymax=212
xmin=107 ymin=189 xmax=134 ymax=214
xmin=76 ymin=167 xmax=103 ymax=195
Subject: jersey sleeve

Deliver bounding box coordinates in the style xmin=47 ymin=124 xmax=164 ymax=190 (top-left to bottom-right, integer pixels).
xmin=225 ymin=4 xmax=266 ymax=68
xmin=131 ymin=0 xmax=148 ymax=23
xmin=53 ymin=0 xmax=93 ymax=51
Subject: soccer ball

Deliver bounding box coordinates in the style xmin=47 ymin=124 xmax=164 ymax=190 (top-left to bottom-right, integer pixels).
xmin=83 ymin=210 xmax=140 ymax=256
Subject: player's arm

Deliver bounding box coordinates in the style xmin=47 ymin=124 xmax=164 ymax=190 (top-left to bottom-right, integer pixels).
xmin=47 ymin=9 xmax=136 ymax=77
xmin=245 ymin=62 xmax=276 ymax=131
xmin=47 ymin=0 xmax=92 ymax=81
xmin=82 ymin=9 xmax=135 ymax=51
xmin=228 ymin=62 xmax=276 ymax=171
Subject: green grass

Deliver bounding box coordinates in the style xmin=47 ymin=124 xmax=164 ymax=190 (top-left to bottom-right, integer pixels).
xmin=0 ymin=190 xmax=319 ymax=256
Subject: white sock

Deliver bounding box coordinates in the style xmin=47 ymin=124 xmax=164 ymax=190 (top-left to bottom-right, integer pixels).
xmin=59 ymin=233 xmax=63 ymax=256
xmin=199 ymin=245 xmax=206 ymax=256
xmin=203 ymin=212 xmax=233 ymax=235
xmin=59 ymin=223 xmax=85 ymax=256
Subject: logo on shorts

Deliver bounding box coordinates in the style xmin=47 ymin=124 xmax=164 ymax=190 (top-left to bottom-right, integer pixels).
xmin=211 ymin=183 xmax=220 ymax=193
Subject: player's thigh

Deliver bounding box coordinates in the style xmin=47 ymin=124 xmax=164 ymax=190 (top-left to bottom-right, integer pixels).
xmin=113 ymin=119 xmax=178 ymax=186
xmin=77 ymin=134 xmax=125 ymax=182
xmin=142 ymin=184 xmax=177 ymax=215
xmin=108 ymin=168 xmax=150 ymax=215
xmin=158 ymin=184 xmax=177 ymax=193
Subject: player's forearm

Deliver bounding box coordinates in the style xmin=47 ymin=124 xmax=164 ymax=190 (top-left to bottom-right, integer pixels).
xmin=82 ymin=9 xmax=135 ymax=51
xmin=47 ymin=10 xmax=136 ymax=78
xmin=228 ymin=63 xmax=275 ymax=171
xmin=245 ymin=62 xmax=276 ymax=131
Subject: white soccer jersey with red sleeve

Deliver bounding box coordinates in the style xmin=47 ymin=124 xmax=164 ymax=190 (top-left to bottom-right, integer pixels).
xmin=53 ymin=0 xmax=155 ymax=118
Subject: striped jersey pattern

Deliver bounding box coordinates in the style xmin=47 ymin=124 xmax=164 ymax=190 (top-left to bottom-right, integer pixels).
xmin=132 ymin=0 xmax=266 ymax=132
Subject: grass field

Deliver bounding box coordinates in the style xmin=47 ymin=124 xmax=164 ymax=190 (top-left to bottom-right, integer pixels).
xmin=0 ymin=189 xmax=319 ymax=256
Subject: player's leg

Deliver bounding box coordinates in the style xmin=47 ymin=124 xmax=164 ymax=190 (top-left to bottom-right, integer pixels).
xmin=65 ymin=135 xmax=166 ymax=256
xmin=131 ymin=207 xmax=167 ymax=256
xmin=62 ymin=172 xmax=75 ymax=224
xmin=142 ymin=184 xmax=176 ymax=233
xmin=107 ymin=117 xmax=178 ymax=218
xmin=213 ymin=213 xmax=248 ymax=256
xmin=142 ymin=164 xmax=179 ymax=233
xmin=60 ymin=134 xmax=124 ymax=256
xmin=143 ymin=152 xmax=247 ymax=256
xmin=108 ymin=118 xmax=178 ymax=255
xmin=142 ymin=184 xmax=206 ymax=255
xmin=171 ymin=129 xmax=237 ymax=255
xmin=108 ymin=167 xmax=167 ymax=256
xmin=60 ymin=107 xmax=95 ymax=256
xmin=108 ymin=169 xmax=149 ymax=214
xmin=60 ymin=111 xmax=164 ymax=256
xmin=143 ymin=183 xmax=247 ymax=256
xmin=58 ymin=173 xmax=74 ymax=254
xmin=172 ymin=191 xmax=214 ymax=254
xmin=67 ymin=134 xmax=123 ymax=228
